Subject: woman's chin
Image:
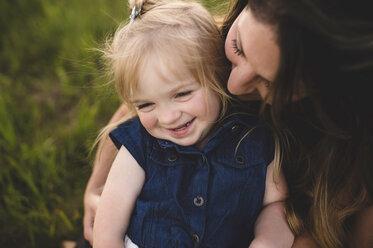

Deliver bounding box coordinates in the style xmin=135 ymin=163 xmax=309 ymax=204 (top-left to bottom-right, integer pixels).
xmin=235 ymin=90 xmax=262 ymax=101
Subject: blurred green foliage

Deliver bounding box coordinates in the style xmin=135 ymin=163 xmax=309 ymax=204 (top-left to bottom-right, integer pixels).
xmin=0 ymin=0 xmax=124 ymax=246
xmin=0 ymin=0 xmax=226 ymax=247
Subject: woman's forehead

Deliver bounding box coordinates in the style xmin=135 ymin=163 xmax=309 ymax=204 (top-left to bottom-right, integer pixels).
xmin=238 ymin=7 xmax=280 ymax=81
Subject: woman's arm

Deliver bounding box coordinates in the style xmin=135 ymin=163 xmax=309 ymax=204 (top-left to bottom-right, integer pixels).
xmin=249 ymin=161 xmax=294 ymax=248
xmin=350 ymin=205 xmax=373 ymax=248
xmin=93 ymin=146 xmax=145 ymax=248
xmin=291 ymin=233 xmax=318 ymax=248
xmin=289 ymin=205 xmax=373 ymax=248
xmin=83 ymin=104 xmax=129 ymax=244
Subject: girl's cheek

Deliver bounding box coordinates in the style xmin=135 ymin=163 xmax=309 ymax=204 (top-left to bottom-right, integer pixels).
xmin=190 ymin=94 xmax=209 ymax=115
xmin=138 ymin=113 xmax=157 ymax=130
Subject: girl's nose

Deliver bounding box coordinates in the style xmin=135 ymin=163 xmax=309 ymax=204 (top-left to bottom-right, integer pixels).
xmin=157 ymin=104 xmax=181 ymax=125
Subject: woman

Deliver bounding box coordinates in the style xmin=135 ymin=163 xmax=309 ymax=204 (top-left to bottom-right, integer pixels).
xmin=83 ymin=0 xmax=373 ymax=247
xmin=222 ymin=0 xmax=373 ymax=247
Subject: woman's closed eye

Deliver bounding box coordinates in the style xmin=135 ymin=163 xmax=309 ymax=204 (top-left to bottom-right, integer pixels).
xmin=232 ymin=39 xmax=244 ymax=56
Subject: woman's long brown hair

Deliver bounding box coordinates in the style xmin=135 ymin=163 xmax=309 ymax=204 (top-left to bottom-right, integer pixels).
xmin=222 ymin=1 xmax=373 ymax=247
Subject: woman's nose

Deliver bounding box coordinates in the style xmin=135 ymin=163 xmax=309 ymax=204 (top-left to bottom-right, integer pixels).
xmin=227 ymin=64 xmax=257 ymax=94
xmin=238 ymin=63 xmax=257 ymax=82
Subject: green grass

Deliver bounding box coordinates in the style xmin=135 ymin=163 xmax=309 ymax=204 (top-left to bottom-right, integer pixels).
xmin=0 ymin=0 xmax=226 ymax=247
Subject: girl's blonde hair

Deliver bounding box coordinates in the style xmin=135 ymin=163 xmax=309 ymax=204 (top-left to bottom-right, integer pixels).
xmin=94 ymin=0 xmax=230 ymax=153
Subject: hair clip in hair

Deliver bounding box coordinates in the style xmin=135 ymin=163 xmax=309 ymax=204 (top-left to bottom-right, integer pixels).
xmin=130 ymin=6 xmax=141 ymax=24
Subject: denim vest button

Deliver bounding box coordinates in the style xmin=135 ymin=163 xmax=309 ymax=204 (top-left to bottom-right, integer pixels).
xmin=193 ymin=196 xmax=204 ymax=207
xmin=235 ymin=155 xmax=245 ymax=164
xmin=192 ymin=233 xmax=200 ymax=244
xmin=231 ymin=125 xmax=239 ymax=132
xmin=200 ymin=155 xmax=206 ymax=164
xmin=168 ymin=154 xmax=178 ymax=162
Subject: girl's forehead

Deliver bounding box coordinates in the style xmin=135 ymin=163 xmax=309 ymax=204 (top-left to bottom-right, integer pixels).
xmin=130 ymin=58 xmax=200 ymax=102
xmin=140 ymin=54 xmax=194 ymax=84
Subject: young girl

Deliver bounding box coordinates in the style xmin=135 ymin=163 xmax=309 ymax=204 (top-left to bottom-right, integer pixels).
xmin=93 ymin=0 xmax=293 ymax=247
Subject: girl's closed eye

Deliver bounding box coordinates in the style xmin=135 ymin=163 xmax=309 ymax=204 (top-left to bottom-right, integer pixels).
xmin=136 ymin=102 xmax=154 ymax=112
xmin=175 ymin=90 xmax=192 ymax=100
xmin=232 ymin=39 xmax=244 ymax=56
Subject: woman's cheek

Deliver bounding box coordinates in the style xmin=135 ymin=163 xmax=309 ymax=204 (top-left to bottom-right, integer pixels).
xmin=256 ymin=81 xmax=270 ymax=100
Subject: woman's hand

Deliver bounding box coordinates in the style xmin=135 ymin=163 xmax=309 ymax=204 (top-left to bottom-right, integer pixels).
xmin=82 ymin=104 xmax=129 ymax=245
xmin=82 ymin=138 xmax=116 ymax=245
xmin=83 ymin=186 xmax=102 ymax=245
xmin=249 ymin=201 xmax=294 ymax=248
xmin=249 ymin=161 xmax=294 ymax=248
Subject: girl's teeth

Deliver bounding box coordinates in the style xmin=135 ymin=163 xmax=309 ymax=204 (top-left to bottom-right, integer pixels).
xmin=174 ymin=120 xmax=192 ymax=131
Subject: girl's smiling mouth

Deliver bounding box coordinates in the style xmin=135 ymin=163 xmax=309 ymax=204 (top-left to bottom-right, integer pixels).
xmin=168 ymin=118 xmax=196 ymax=135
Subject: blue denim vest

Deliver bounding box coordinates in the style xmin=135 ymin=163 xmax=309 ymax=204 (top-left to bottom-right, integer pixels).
xmin=110 ymin=114 xmax=274 ymax=248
